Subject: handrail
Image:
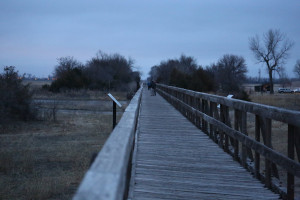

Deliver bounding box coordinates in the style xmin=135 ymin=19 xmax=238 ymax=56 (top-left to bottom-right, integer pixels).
xmin=157 ymin=84 xmax=300 ymax=200
xmin=73 ymin=87 xmax=143 ymax=200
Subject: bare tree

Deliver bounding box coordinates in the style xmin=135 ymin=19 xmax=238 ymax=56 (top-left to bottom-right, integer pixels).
xmin=249 ymin=29 xmax=294 ymax=94
xmin=212 ymin=54 xmax=248 ymax=93
xmin=54 ymin=56 xmax=83 ymax=78
xmin=294 ymin=60 xmax=300 ymax=79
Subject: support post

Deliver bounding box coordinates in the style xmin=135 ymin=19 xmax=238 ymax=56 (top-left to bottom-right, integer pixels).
xmin=287 ymin=124 xmax=295 ymax=200
xmin=113 ymin=101 xmax=116 ymax=129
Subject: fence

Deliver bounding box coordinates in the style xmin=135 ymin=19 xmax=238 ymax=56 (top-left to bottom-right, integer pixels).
xmin=157 ymin=84 xmax=300 ymax=200
xmin=73 ymin=87 xmax=142 ymax=200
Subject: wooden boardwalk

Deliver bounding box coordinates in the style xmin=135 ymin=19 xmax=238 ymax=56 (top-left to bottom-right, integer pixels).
xmin=128 ymin=89 xmax=279 ymax=200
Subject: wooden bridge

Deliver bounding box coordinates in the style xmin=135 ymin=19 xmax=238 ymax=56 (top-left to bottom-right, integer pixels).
xmin=73 ymin=85 xmax=300 ymax=200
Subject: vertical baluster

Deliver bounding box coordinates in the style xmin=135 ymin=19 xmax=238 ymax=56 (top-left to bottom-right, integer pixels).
xmin=219 ymin=104 xmax=224 ymax=148
xmin=287 ymin=124 xmax=295 ymax=200
xmin=234 ymin=109 xmax=240 ymax=161
xmin=295 ymin=127 xmax=300 ymax=162
xmin=241 ymin=111 xmax=247 ymax=167
xmin=255 ymin=115 xmax=261 ymax=179
xmin=213 ymin=103 xmax=220 ymax=143
xmin=189 ymin=95 xmax=192 ymax=122
xmin=209 ymin=102 xmax=214 ymax=140
xmin=201 ymin=99 xmax=206 ymax=132
xmin=191 ymin=95 xmax=194 ymax=123
xmin=205 ymin=100 xmax=209 ymax=134
xmin=265 ymin=118 xmax=272 ymax=188
xmin=224 ymin=106 xmax=229 ymax=153
xmin=195 ymin=98 xmax=200 ymax=128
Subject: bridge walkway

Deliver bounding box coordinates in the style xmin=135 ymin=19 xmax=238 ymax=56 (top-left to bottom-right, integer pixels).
xmin=128 ymin=89 xmax=279 ymax=200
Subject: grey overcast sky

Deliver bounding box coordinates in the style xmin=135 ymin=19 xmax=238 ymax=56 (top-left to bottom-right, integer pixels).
xmin=0 ymin=0 xmax=299 ymax=79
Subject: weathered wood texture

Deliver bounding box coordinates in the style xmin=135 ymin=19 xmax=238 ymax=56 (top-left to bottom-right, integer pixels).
xmin=73 ymin=87 xmax=143 ymax=200
xmin=157 ymin=84 xmax=300 ymax=200
xmin=129 ymin=89 xmax=279 ymax=200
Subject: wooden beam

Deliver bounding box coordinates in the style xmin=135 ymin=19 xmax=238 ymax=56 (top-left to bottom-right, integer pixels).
xmin=255 ymin=115 xmax=261 ymax=180
xmin=287 ymin=124 xmax=295 ymax=200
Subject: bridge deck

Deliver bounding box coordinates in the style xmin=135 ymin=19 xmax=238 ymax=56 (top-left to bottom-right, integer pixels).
xmin=128 ymin=89 xmax=279 ymax=200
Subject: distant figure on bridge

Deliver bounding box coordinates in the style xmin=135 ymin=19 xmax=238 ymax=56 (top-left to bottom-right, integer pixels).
xmin=147 ymin=81 xmax=151 ymax=90
xmin=151 ymin=80 xmax=156 ymax=96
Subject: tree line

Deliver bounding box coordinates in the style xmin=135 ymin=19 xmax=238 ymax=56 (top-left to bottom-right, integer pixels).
xmin=0 ymin=51 xmax=141 ymax=127
xmin=149 ymin=29 xmax=298 ymax=95
xmin=49 ymin=51 xmax=141 ymax=92
xmin=148 ymin=54 xmax=248 ymax=99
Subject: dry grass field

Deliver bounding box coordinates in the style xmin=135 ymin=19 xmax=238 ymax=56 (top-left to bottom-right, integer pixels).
xmin=250 ymin=92 xmax=300 ymax=111
xmin=0 ymin=90 xmax=127 ymax=200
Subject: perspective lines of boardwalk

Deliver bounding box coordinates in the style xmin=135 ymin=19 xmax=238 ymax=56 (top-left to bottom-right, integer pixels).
xmin=128 ymin=89 xmax=279 ymax=200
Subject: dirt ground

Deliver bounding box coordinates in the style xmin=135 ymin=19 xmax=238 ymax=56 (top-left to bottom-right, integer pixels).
xmin=0 ymin=95 xmax=126 ymax=199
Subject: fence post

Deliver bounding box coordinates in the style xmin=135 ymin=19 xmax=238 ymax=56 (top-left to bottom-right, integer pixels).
xmin=287 ymin=124 xmax=295 ymax=200
xmin=219 ymin=104 xmax=225 ymax=148
xmin=209 ymin=102 xmax=214 ymax=140
xmin=241 ymin=111 xmax=247 ymax=167
xmin=234 ymin=110 xmax=240 ymax=161
xmin=265 ymin=118 xmax=272 ymax=188
xmin=255 ymin=115 xmax=261 ymax=180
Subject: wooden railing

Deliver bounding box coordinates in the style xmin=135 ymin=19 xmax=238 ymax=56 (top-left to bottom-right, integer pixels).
xmin=73 ymin=87 xmax=143 ymax=200
xmin=157 ymin=84 xmax=300 ymax=200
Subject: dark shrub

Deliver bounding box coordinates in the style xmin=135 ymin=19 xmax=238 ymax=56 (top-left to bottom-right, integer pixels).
xmin=234 ymin=90 xmax=251 ymax=102
xmin=0 ymin=66 xmax=36 ymax=126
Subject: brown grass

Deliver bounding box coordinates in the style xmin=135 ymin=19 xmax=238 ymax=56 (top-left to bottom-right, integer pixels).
xmin=0 ymin=97 xmax=125 ymax=199
xmin=250 ymin=93 xmax=300 ymax=111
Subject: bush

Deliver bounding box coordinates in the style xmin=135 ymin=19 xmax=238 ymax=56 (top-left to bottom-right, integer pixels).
xmin=0 ymin=66 xmax=36 ymax=127
xmin=49 ymin=53 xmax=141 ymax=92
xmin=233 ymin=90 xmax=251 ymax=102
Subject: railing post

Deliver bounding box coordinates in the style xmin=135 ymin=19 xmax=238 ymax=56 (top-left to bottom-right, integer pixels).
xmin=224 ymin=106 xmax=229 ymax=153
xmin=113 ymin=102 xmax=117 ymax=129
xmin=255 ymin=115 xmax=261 ymax=180
xmin=202 ymin=99 xmax=207 ymax=133
xmin=265 ymin=118 xmax=272 ymax=188
xmin=209 ymin=102 xmax=215 ymax=140
xmin=234 ymin=109 xmax=240 ymax=160
xmin=220 ymin=105 xmax=229 ymax=151
xmin=219 ymin=104 xmax=225 ymax=148
xmin=241 ymin=111 xmax=247 ymax=167
xmin=287 ymin=124 xmax=295 ymax=200
xmin=195 ymin=98 xmax=201 ymax=129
